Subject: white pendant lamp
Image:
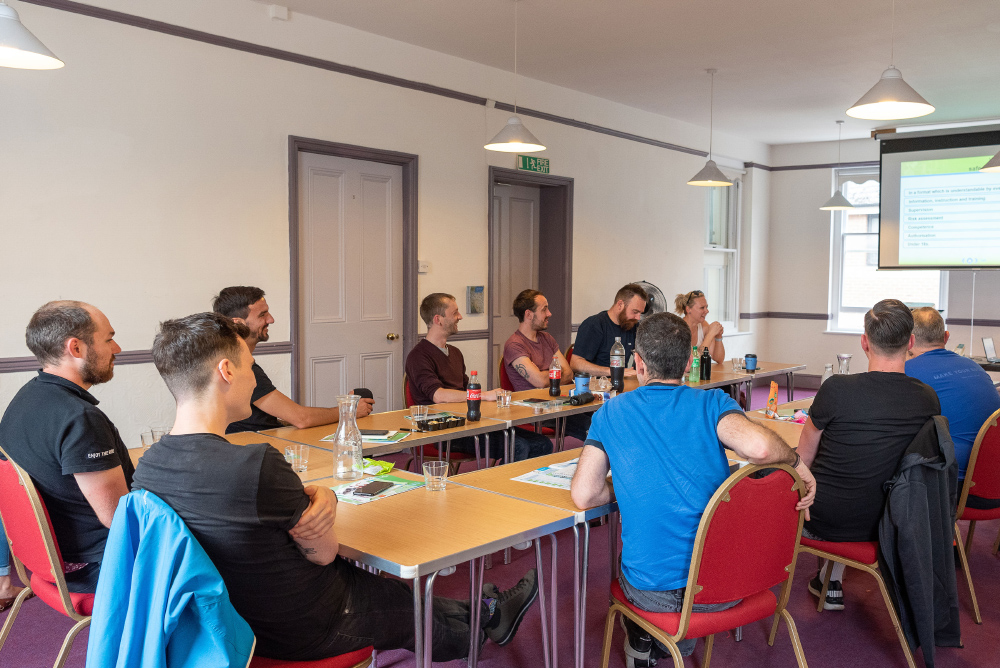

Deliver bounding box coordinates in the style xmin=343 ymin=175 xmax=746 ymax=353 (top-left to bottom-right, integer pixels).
xmin=688 ymin=69 xmax=732 ymax=187
xmin=0 ymin=1 xmax=63 ymax=70
xmin=980 ymin=151 xmax=1000 ymax=173
xmin=821 ymin=121 xmax=856 ymax=211
xmin=846 ymin=0 xmax=932 ymax=120
xmin=485 ymin=0 xmax=545 ymax=153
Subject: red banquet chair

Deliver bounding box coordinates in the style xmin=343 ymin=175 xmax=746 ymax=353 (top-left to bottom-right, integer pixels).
xmin=401 ymin=374 xmax=476 ymax=472
xmin=0 ymin=445 xmax=93 ymax=668
xmin=797 ymin=538 xmax=915 ymax=668
xmin=600 ymin=464 xmax=809 ymax=668
xmin=249 ymin=648 xmax=372 ymax=668
xmin=954 ymin=406 xmax=1000 ymax=625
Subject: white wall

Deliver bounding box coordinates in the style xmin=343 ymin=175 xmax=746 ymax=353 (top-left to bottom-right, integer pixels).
xmin=763 ymin=136 xmax=1000 ymax=374
xmin=0 ymin=0 xmax=770 ymax=444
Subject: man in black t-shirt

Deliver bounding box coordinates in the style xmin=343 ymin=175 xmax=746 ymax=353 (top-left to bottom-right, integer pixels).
xmin=797 ymin=299 xmax=939 ymax=611
xmin=212 ymin=286 xmax=374 ymax=432
xmin=136 ymin=312 xmax=538 ymax=661
xmin=570 ymin=283 xmax=647 ymax=378
xmin=0 ymin=301 xmax=134 ymax=593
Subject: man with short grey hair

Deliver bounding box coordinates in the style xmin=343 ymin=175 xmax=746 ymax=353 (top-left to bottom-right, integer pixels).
xmin=0 ymin=301 xmax=133 ymax=593
xmin=906 ymin=306 xmax=1000 ymax=486
xmin=797 ymin=299 xmax=939 ymax=611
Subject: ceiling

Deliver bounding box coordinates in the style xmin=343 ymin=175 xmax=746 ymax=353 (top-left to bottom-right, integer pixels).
xmin=254 ymin=0 xmax=1000 ymax=146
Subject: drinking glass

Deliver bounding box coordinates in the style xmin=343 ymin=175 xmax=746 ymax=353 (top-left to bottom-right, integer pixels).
xmin=140 ymin=431 xmax=156 ymax=454
xmin=151 ymin=429 xmax=166 ymax=442
xmin=284 ymin=444 xmax=309 ymax=473
xmin=731 ymin=358 xmax=743 ymax=373
xmin=837 ymin=353 xmax=853 ymax=375
xmin=423 ymin=460 xmax=448 ymax=491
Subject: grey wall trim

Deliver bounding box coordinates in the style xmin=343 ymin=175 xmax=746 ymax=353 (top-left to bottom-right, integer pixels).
xmin=572 ymin=323 xmax=580 ymax=333
xmin=946 ymin=318 xmax=1000 ymax=328
xmin=288 ymin=137 xmax=418 ymax=403
xmin=740 ymin=312 xmax=831 ymax=321
xmin=747 ymin=160 xmax=880 ymax=173
xmin=417 ymin=329 xmax=489 ymax=342
xmin=23 ymin=0 xmax=709 ymax=161
xmin=0 ymin=340 xmax=292 ymax=374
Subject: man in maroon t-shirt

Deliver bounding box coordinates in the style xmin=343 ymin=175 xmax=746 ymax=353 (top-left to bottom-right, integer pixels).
xmin=405 ymin=293 xmax=552 ymax=461
xmin=503 ymin=290 xmax=591 ymax=443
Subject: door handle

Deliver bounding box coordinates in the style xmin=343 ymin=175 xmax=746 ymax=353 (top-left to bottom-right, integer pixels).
xmin=386 ymin=333 xmax=400 ymax=341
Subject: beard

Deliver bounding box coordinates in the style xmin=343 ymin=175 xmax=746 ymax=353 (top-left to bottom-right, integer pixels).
xmin=255 ymin=325 xmax=270 ymax=343
xmin=81 ymin=348 xmax=115 ymax=385
xmin=617 ymin=312 xmax=639 ymax=331
xmin=533 ymin=318 xmax=549 ymax=332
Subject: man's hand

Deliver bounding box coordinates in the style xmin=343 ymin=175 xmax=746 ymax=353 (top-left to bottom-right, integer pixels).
xmin=357 ymin=398 xmax=375 ymax=418
xmin=289 ymin=486 xmax=337 ymax=541
xmin=793 ymin=461 xmax=816 ymax=521
xmin=624 ymin=368 xmax=638 ymax=378
xmin=481 ymin=389 xmax=498 ymax=402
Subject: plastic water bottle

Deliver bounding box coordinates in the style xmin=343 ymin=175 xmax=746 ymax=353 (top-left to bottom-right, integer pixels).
xmin=688 ymin=346 xmax=701 ymax=382
xmin=549 ymin=353 xmax=562 ymax=396
xmin=466 ymin=371 xmax=481 ymax=422
xmin=700 ymin=347 xmax=712 ymax=380
xmin=821 ymin=364 xmax=834 ymax=384
xmin=610 ymin=337 xmax=625 ymax=391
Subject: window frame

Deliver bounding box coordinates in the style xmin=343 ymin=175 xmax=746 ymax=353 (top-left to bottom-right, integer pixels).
xmin=703 ymin=177 xmax=741 ymax=333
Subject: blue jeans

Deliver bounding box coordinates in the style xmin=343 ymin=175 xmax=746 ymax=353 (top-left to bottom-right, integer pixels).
xmin=619 ymin=573 xmax=739 ymax=657
xmin=0 ymin=524 xmax=8 ymax=577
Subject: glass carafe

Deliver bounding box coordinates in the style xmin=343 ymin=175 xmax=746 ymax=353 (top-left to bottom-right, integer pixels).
xmin=333 ymin=394 xmax=363 ymax=480
xmin=836 ymin=353 xmax=853 ymax=375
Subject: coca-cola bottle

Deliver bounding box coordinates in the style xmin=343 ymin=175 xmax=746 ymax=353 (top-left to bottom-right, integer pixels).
xmin=467 ymin=370 xmax=481 ymax=422
xmin=610 ymin=337 xmax=625 ymax=392
xmin=549 ymin=353 xmax=562 ymax=396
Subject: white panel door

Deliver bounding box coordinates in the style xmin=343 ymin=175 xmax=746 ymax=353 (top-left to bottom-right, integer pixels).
xmin=298 ymin=152 xmax=403 ymax=411
xmin=491 ymin=184 xmax=540 ymax=386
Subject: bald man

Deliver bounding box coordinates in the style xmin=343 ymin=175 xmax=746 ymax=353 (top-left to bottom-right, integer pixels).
xmin=0 ymin=301 xmax=133 ymax=593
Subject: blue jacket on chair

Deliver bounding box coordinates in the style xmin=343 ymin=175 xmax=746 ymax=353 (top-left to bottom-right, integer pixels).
xmin=86 ymin=489 xmax=255 ymax=668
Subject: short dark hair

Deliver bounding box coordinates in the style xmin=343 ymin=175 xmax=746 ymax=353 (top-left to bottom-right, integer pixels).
xmin=152 ymin=312 xmax=249 ymax=398
xmin=513 ymin=290 xmax=543 ymax=322
xmin=419 ymin=293 xmax=455 ymax=327
xmin=25 ymin=301 xmax=97 ymax=367
xmin=614 ymin=283 xmax=648 ymax=307
xmin=634 ymin=312 xmax=691 ymax=380
xmin=864 ymin=299 xmax=914 ymax=354
xmin=911 ymin=307 xmax=946 ymax=347
xmin=212 ymin=286 xmax=265 ymax=319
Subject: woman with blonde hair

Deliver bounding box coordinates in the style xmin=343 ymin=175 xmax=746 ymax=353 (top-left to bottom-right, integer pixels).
xmin=674 ymin=290 xmax=725 ymax=364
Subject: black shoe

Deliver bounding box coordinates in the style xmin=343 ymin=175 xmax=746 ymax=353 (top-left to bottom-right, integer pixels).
xmin=808 ymin=575 xmax=845 ymax=611
xmin=484 ymin=569 xmax=539 ymax=646
xmin=621 ymin=616 xmax=656 ymax=668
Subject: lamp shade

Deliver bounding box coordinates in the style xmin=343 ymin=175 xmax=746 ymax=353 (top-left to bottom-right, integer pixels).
xmin=846 ymin=67 xmax=932 ymax=120
xmin=820 ymin=189 xmax=855 ymax=211
xmin=484 ymin=116 xmax=545 ymax=153
xmin=687 ymin=160 xmax=732 ymax=187
xmin=0 ymin=3 xmax=63 ymax=69
xmin=981 ymin=150 xmax=1000 ymax=173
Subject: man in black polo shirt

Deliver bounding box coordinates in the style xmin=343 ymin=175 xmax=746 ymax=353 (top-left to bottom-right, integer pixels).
xmin=0 ymin=301 xmax=133 ymax=593
xmin=571 ymin=283 xmax=648 ymax=379
xmin=135 ymin=312 xmax=538 ymax=661
xmin=212 ymin=286 xmax=374 ymax=432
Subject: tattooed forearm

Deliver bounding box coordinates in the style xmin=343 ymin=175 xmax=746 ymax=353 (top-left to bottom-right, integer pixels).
xmin=296 ymin=545 xmax=317 ymax=556
xmin=514 ymin=363 xmax=530 ymax=379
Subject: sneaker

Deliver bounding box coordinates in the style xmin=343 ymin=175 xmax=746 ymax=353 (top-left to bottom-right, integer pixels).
xmin=484 ymin=569 xmax=539 ymax=646
xmin=808 ymin=575 xmax=845 ymax=611
xmin=620 ymin=616 xmax=656 ymax=668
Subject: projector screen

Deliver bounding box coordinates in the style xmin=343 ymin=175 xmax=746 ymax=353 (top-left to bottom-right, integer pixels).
xmin=879 ymin=128 xmax=1000 ymax=269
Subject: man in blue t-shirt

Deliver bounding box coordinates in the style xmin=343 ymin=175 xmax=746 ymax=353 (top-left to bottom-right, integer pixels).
xmin=571 ymin=313 xmax=815 ymax=666
xmin=906 ymin=307 xmax=1000 ymax=485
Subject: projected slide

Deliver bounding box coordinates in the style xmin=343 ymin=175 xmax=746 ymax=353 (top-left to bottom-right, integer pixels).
xmin=899 ymin=156 xmax=1000 ymax=266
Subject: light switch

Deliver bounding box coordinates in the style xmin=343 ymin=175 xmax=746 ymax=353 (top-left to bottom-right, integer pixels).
xmin=418 ymin=261 xmax=431 ymax=274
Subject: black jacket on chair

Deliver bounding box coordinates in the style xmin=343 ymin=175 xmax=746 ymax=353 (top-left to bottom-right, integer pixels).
xmin=878 ymin=415 xmax=962 ymax=668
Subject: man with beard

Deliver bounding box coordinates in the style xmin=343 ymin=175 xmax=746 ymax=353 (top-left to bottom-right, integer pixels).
xmin=212 ymin=286 xmax=374 ymax=433
xmin=571 ymin=284 xmax=648 ymax=379
xmin=0 ymin=301 xmax=133 ymax=593
xmin=503 ymin=290 xmax=591 ymax=441
xmin=406 ymin=293 xmax=552 ymax=461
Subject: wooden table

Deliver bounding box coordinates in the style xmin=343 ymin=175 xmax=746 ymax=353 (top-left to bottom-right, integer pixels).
xmin=452 ymin=449 xmax=616 ymax=668
xmin=746 ymin=397 xmax=815 ymax=448
xmin=311 ymin=469 xmax=575 ymax=668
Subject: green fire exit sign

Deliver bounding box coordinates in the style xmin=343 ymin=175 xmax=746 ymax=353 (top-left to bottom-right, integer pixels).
xmin=517 ymin=155 xmax=550 ymax=174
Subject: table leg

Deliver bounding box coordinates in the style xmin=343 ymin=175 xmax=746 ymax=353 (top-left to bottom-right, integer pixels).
xmin=549 ymin=534 xmax=559 ymax=668
xmin=505 ymin=429 xmax=512 ymax=465
xmin=534 ymin=540 xmax=551 ymax=668
xmin=558 ymin=417 xmax=567 ymax=452
xmin=787 ymin=372 xmax=795 ymax=402
xmin=579 ymin=520 xmax=590 ymax=668
xmin=572 ymin=524 xmax=580 ymax=668
xmin=609 ymin=510 xmax=620 ymax=579
xmin=413 ymin=575 xmax=424 ymax=668
xmin=735 ymin=626 xmax=743 ymax=642
xmin=445 ymin=439 xmax=452 ymax=464
xmin=473 ymin=435 xmax=482 ymax=470
xmin=743 ymin=379 xmax=753 ymax=410
xmin=468 ymin=558 xmax=486 ymax=668
xmin=423 ymin=571 xmax=439 ymax=668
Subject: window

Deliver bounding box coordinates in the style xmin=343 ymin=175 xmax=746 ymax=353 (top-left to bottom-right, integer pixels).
xmin=703 ymin=179 xmax=740 ymax=330
xmin=829 ymin=171 xmax=946 ymax=332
